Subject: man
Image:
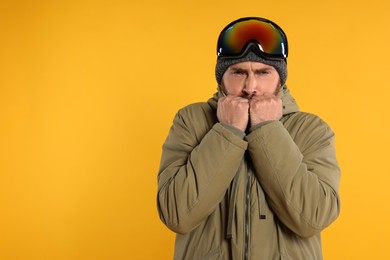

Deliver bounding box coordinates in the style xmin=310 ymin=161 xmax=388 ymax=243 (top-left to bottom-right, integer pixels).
xmin=157 ymin=17 xmax=341 ymax=259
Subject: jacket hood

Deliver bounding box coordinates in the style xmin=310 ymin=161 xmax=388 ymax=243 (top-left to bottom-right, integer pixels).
xmin=207 ymin=84 xmax=300 ymax=115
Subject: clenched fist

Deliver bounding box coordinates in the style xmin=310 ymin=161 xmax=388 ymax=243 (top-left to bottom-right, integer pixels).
xmin=217 ymin=96 xmax=249 ymax=132
xmin=249 ymin=93 xmax=282 ymax=126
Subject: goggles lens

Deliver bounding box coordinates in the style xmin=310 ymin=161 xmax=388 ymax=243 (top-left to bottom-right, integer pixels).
xmin=217 ymin=17 xmax=288 ymax=60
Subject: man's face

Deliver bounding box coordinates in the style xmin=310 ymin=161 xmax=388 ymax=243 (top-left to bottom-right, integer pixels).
xmin=221 ymin=61 xmax=281 ymax=98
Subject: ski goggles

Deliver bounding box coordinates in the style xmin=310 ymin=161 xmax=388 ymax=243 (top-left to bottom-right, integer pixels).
xmin=216 ymin=17 xmax=288 ymax=60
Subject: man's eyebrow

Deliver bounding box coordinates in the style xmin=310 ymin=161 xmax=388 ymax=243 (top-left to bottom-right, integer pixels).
xmin=230 ymin=67 xmax=247 ymax=72
xmin=254 ymin=67 xmax=272 ymax=72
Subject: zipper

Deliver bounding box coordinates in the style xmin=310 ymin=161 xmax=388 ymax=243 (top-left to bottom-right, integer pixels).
xmin=244 ymin=156 xmax=251 ymax=260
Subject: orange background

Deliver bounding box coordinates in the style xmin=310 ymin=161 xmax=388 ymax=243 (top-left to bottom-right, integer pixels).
xmin=1 ymin=0 xmax=389 ymax=259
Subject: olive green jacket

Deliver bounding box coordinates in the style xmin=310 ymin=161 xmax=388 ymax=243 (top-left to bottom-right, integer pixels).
xmin=157 ymin=86 xmax=341 ymax=259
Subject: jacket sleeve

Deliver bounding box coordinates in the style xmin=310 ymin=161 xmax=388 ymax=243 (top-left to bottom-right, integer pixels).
xmin=157 ymin=108 xmax=247 ymax=234
xmin=246 ymin=116 xmax=341 ymax=238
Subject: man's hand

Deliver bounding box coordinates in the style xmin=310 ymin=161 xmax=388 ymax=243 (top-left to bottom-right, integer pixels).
xmin=249 ymin=94 xmax=282 ymax=126
xmin=217 ymin=96 xmax=249 ymax=132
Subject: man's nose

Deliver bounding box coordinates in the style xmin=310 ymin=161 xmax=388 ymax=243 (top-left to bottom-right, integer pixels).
xmin=243 ymin=74 xmax=257 ymax=96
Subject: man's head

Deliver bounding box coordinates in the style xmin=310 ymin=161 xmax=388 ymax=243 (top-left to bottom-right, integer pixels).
xmin=215 ymin=17 xmax=288 ymax=92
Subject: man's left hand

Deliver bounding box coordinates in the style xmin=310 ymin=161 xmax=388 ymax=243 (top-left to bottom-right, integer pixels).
xmin=249 ymin=94 xmax=283 ymax=126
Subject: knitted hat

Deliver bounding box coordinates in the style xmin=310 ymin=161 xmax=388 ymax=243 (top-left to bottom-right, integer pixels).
xmin=215 ymin=47 xmax=287 ymax=86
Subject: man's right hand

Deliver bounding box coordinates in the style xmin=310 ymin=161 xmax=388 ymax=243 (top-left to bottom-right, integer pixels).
xmin=217 ymin=96 xmax=249 ymax=132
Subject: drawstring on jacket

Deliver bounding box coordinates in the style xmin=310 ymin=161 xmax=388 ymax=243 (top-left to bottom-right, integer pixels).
xmin=256 ymin=181 xmax=267 ymax=220
xmin=226 ymin=166 xmax=240 ymax=239
xmin=226 ymin=160 xmax=267 ymax=239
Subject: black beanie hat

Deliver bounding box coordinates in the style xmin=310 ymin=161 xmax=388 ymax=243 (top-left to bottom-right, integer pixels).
xmin=215 ymin=49 xmax=287 ymax=86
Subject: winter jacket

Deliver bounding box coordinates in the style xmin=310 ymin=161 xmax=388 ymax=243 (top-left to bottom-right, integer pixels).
xmin=157 ymin=86 xmax=341 ymax=260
